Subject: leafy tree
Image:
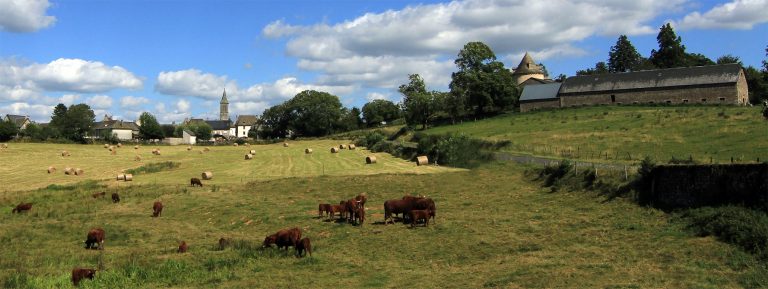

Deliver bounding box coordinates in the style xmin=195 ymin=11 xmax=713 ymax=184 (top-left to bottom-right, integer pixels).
xmin=59 ymin=104 xmax=95 ymax=143
xmin=555 ymin=74 xmax=567 ymax=82
xmin=362 ymin=99 xmax=400 ymax=127
xmin=338 ymin=107 xmax=363 ymax=131
xmin=50 ymin=103 xmax=68 ymax=129
xmin=608 ymin=35 xmax=642 ymax=73
xmin=717 ymin=54 xmax=742 ymax=65
xmin=161 ymin=124 xmax=176 ymax=138
xmin=576 ymin=62 xmax=609 ymax=76
xmin=450 ymin=42 xmax=517 ymax=117
xmin=22 ymin=123 xmax=44 ymax=141
xmin=138 ymin=112 xmax=164 ymax=140
xmin=193 ymin=122 xmax=212 ymax=140
xmin=685 ymin=53 xmax=715 ymax=66
xmin=258 ymin=103 xmax=290 ymax=139
xmin=745 ymin=66 xmax=768 ymax=104
xmin=400 ymin=74 xmax=433 ymax=129
xmin=0 ymin=119 xmax=18 ymax=141
xmin=287 ymin=90 xmax=344 ymax=137
xmin=650 ymin=23 xmax=687 ymax=69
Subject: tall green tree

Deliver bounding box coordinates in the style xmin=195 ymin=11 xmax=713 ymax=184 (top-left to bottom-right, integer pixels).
xmin=717 ymin=54 xmax=742 ymax=65
xmin=287 ymin=90 xmax=344 ymax=137
xmin=685 ymin=53 xmax=715 ymax=66
xmin=339 ymin=107 xmax=363 ymax=131
xmin=138 ymin=112 xmax=164 ymax=140
xmin=576 ymin=62 xmax=609 ymax=76
xmin=0 ymin=119 xmax=18 ymax=141
xmin=362 ymin=99 xmax=400 ymax=127
xmin=450 ymin=41 xmax=517 ymax=117
xmin=21 ymin=123 xmax=44 ymax=141
xmin=608 ymin=35 xmax=642 ymax=73
xmin=400 ymin=74 xmax=434 ymax=129
xmin=50 ymin=103 xmax=68 ymax=130
xmin=258 ymin=103 xmax=291 ymax=139
xmin=59 ymin=104 xmax=95 ymax=143
xmin=745 ymin=66 xmax=768 ymax=104
xmin=650 ymin=23 xmax=687 ymax=69
xmin=160 ymin=124 xmax=176 ymax=138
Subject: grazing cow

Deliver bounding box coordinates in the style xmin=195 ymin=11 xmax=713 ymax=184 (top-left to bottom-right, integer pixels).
xmin=329 ymin=204 xmax=346 ymax=220
xmin=383 ymin=199 xmax=413 ymax=225
xmin=71 ymin=268 xmax=96 ymax=286
xmin=152 ymin=201 xmax=163 ymax=217
xmin=190 ymin=178 xmax=203 ymax=187
xmin=344 ymin=199 xmax=363 ymax=223
xmin=178 ymin=241 xmax=188 ymax=253
xmin=111 ymin=193 xmax=120 ymax=203
xmin=263 ymin=227 xmax=302 ymax=251
xmin=295 ymin=237 xmax=312 ymax=258
xmin=218 ymin=237 xmax=232 ymax=250
xmin=413 ymin=198 xmax=436 ymax=224
xmin=355 ymin=193 xmax=367 ymax=208
xmin=12 ymin=202 xmax=32 ymax=213
xmin=318 ymin=203 xmax=331 ymax=217
xmin=352 ymin=205 xmax=365 ymax=226
xmin=409 ymin=209 xmax=431 ymax=227
xmin=84 ymin=228 xmax=105 ymax=250
xmin=92 ymin=191 xmax=106 ymax=198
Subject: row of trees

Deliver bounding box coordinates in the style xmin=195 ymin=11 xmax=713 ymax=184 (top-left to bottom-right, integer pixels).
xmin=258 ymin=90 xmax=364 ymax=138
xmin=578 ymin=24 xmax=768 ymax=103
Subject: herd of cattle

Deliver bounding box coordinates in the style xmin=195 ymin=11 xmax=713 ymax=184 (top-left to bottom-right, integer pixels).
xmin=9 ymin=176 xmax=437 ymax=286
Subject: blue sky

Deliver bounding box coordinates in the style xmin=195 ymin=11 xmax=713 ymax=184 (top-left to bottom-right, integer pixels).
xmin=1 ymin=0 xmax=766 ymax=123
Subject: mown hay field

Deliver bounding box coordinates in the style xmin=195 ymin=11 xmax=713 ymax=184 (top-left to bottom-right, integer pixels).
xmin=0 ymin=140 xmax=461 ymax=191
xmin=0 ymin=162 xmax=764 ymax=288
xmin=424 ymin=106 xmax=768 ymax=164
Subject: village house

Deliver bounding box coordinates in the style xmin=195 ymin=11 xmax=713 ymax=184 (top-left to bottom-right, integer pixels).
xmin=92 ymin=115 xmax=140 ymax=140
xmin=4 ymin=114 xmax=31 ymax=130
xmin=233 ymin=115 xmax=259 ymax=138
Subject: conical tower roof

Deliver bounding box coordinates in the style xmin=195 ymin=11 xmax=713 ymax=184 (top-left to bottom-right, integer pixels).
xmin=514 ymin=52 xmax=544 ymax=75
xmin=220 ymin=89 xmax=229 ymax=104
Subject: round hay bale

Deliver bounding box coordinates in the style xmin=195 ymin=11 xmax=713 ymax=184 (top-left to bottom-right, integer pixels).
xmin=198 ymin=150 xmax=204 ymax=154
xmin=283 ymin=142 xmax=289 ymax=147
xmin=305 ymin=148 xmax=313 ymax=154
xmin=117 ymin=143 xmax=122 ymax=148
xmin=74 ymin=168 xmax=84 ymax=176
xmin=135 ymin=155 xmax=142 ymax=161
xmin=366 ymin=156 xmax=377 ymax=164
xmin=416 ymin=155 xmax=429 ymax=166
xmin=61 ymin=151 xmax=70 ymax=157
xmin=249 ymin=150 xmax=256 ymax=155
xmin=134 ymin=145 xmax=139 ymax=150
xmin=104 ymin=144 xmax=109 ymax=148
xmin=339 ymin=144 xmax=347 ymax=149
xmin=330 ymin=147 xmax=339 ymax=153
xmin=1 ymin=143 xmax=7 ymax=148
xmin=117 ymin=174 xmax=126 ymax=181
xmin=203 ymin=147 xmax=210 ymax=152
xmin=245 ymin=143 xmax=250 ymax=146
xmin=64 ymin=167 xmax=73 ymax=175
xmin=186 ymin=146 xmax=192 ymax=151
xmin=245 ymin=154 xmax=253 ymax=160
xmin=47 ymin=166 xmax=56 ymax=174
xmin=110 ymin=150 xmax=117 ymax=155
xmin=124 ymin=174 xmax=133 ymax=181
xmin=233 ymin=143 xmax=239 ymax=147
xmin=201 ymin=171 xmax=213 ymax=180
xmin=348 ymin=144 xmax=356 ymax=150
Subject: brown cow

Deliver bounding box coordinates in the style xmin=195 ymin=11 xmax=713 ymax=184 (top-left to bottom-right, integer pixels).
xmin=352 ymin=205 xmax=365 ymax=226
xmin=111 ymin=193 xmax=120 ymax=203
xmin=413 ymin=198 xmax=436 ymax=224
xmin=178 ymin=241 xmax=188 ymax=253
xmin=295 ymin=237 xmax=312 ymax=258
xmin=152 ymin=201 xmax=163 ymax=217
xmin=92 ymin=191 xmax=106 ymax=198
xmin=71 ymin=268 xmax=96 ymax=286
xmin=12 ymin=202 xmax=32 ymax=213
xmin=190 ymin=178 xmax=203 ymax=187
xmin=344 ymin=199 xmax=363 ymax=223
xmin=263 ymin=227 xmax=302 ymax=251
xmin=84 ymin=228 xmax=105 ymax=250
xmin=318 ymin=203 xmax=331 ymax=217
xmin=383 ymin=199 xmax=413 ymax=224
xmin=355 ymin=193 xmax=367 ymax=207
xmin=410 ymin=209 xmax=431 ymax=228
xmin=218 ymin=237 xmax=232 ymax=250
xmin=329 ymin=204 xmax=346 ymax=220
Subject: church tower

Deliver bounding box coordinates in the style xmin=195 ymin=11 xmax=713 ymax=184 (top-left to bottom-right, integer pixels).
xmin=219 ymin=89 xmax=229 ymax=121
xmin=512 ymin=52 xmax=546 ymax=85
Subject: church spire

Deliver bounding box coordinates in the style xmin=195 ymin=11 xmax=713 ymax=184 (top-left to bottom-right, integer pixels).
xmin=220 ymin=88 xmax=229 ymax=104
xmin=219 ymin=89 xmax=229 ymax=121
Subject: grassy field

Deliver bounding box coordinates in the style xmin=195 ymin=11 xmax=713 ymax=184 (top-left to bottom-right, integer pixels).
xmin=424 ymin=105 xmax=768 ymax=164
xmin=1 ymin=159 xmax=766 ymax=288
xmin=0 ymin=140 xmax=460 ymax=191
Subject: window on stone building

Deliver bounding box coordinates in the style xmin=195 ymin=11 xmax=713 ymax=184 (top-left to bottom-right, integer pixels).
xmin=666 ymin=100 xmax=672 ymax=104
xmin=701 ymin=98 xmax=707 ymax=103
xmin=683 ymin=99 xmax=689 ymax=103
xmin=611 ymin=95 xmax=616 ymax=103
xmin=719 ymin=97 xmax=726 ymax=102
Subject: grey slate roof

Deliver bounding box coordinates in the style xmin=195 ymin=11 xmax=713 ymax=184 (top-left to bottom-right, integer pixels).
xmin=560 ymin=64 xmax=742 ymax=95
xmin=93 ymin=120 xmax=139 ymax=131
xmin=519 ymin=83 xmax=562 ymax=102
xmin=5 ymin=115 xmax=29 ymax=128
xmin=204 ymin=120 xmax=231 ymax=130
xmin=234 ymin=115 xmax=259 ymax=126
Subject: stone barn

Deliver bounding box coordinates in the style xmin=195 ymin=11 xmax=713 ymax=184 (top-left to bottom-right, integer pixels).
xmin=558 ymin=64 xmax=748 ymax=107
xmin=519 ymin=83 xmax=562 ymax=112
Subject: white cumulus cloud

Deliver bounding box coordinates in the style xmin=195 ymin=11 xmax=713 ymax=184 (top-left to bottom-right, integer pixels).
xmin=176 ymin=99 xmax=190 ymax=112
xmin=0 ymin=58 xmax=143 ymax=94
xmin=673 ymin=0 xmax=768 ymax=30
xmin=120 ymin=96 xmax=149 ymax=108
xmin=85 ymin=95 xmax=113 ymax=109
xmin=155 ymin=69 xmax=236 ymax=100
xmin=0 ymin=0 xmax=56 ymax=32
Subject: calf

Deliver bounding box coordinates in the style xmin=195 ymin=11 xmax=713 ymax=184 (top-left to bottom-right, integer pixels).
xmin=353 ymin=205 xmax=365 ymax=226
xmin=263 ymin=227 xmax=302 ymax=251
xmin=190 ymin=177 xmax=203 ymax=187
xmin=111 ymin=193 xmax=120 ymax=203
xmin=92 ymin=191 xmax=106 ymax=198
xmin=178 ymin=241 xmax=188 ymax=253
xmin=318 ymin=203 xmax=331 ymax=217
xmin=71 ymin=268 xmax=96 ymax=286
xmin=344 ymin=199 xmax=362 ymax=223
xmin=413 ymin=198 xmax=436 ymax=224
xmin=152 ymin=201 xmax=163 ymax=217
xmin=84 ymin=228 xmax=105 ymax=250
xmin=409 ymin=209 xmax=431 ymax=228
xmin=12 ymin=202 xmax=32 ymax=213
xmin=295 ymin=237 xmax=312 ymax=258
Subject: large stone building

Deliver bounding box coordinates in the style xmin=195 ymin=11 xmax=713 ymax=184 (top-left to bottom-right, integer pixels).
xmin=519 ymin=64 xmax=749 ymax=112
xmin=93 ymin=116 xmax=140 ymax=140
xmin=512 ymin=52 xmax=552 ymax=86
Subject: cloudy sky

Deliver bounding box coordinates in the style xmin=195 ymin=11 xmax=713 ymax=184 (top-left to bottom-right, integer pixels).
xmin=1 ymin=0 xmax=766 ymax=123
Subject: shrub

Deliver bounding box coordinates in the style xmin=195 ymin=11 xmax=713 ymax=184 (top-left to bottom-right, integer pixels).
xmin=678 ymin=206 xmax=768 ymax=259
xmin=354 ymin=130 xmax=386 ymax=148
xmin=126 ymin=161 xmax=181 ymax=175
xmin=412 ymin=133 xmax=496 ymax=168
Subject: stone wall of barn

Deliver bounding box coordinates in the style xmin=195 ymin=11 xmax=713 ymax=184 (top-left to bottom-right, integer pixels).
xmin=559 ymin=83 xmax=744 ymax=107
xmin=736 ymin=70 xmax=749 ymax=104
xmin=641 ymin=163 xmax=768 ymax=210
xmin=520 ymin=99 xmax=561 ymax=112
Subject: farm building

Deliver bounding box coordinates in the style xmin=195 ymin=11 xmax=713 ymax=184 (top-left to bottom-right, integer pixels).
xmin=183 ymin=129 xmax=196 ymax=145
xmin=519 ymin=64 xmax=749 ymax=112
xmin=512 ymin=52 xmax=553 ymax=86
xmin=93 ymin=118 xmax=139 ymax=140
xmin=519 ymin=83 xmax=562 ymax=112
xmin=4 ymin=114 xmax=31 ymax=130
xmin=233 ymin=115 xmax=259 ymax=138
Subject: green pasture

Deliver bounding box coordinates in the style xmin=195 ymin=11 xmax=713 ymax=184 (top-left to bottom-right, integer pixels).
xmin=0 ymin=140 xmax=460 ymax=191
xmin=0 ymin=162 xmax=765 ymax=288
xmin=424 ymin=105 xmax=768 ymax=164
